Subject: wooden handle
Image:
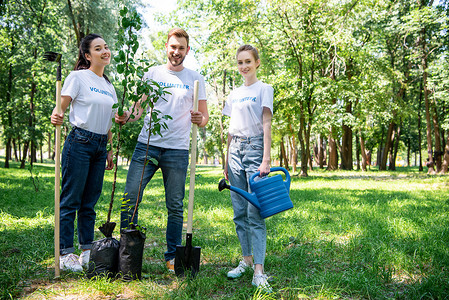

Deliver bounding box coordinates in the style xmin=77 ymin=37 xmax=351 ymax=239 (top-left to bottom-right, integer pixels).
xmin=187 ymin=80 xmax=199 ymax=234
xmin=54 ymin=80 xmax=61 ymax=278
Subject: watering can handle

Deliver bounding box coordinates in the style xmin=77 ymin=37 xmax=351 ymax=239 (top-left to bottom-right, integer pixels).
xmin=249 ymin=167 xmax=291 ymax=190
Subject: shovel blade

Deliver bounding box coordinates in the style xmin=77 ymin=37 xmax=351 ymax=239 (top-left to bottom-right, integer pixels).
xmin=175 ymin=245 xmax=201 ymax=278
xmin=174 ymin=233 xmax=201 ymax=277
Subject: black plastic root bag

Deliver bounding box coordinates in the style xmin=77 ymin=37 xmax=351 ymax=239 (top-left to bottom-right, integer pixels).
xmin=118 ymin=228 xmax=146 ymax=281
xmin=86 ymin=237 xmax=120 ymax=279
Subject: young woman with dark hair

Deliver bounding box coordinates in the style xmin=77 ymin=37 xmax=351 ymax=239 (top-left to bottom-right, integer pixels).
xmin=50 ymin=33 xmax=117 ymax=272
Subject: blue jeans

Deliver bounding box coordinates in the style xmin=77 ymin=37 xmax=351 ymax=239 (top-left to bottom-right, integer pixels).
xmin=227 ymin=135 xmax=267 ymax=265
xmin=60 ymin=127 xmax=108 ymax=255
xmin=121 ymin=142 xmax=189 ymax=261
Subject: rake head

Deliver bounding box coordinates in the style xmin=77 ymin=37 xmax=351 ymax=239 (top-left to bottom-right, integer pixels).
xmin=43 ymin=51 xmax=62 ymax=63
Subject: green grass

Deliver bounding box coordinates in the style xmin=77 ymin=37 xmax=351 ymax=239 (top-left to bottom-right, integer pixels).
xmin=1 ymin=160 xmax=449 ymax=299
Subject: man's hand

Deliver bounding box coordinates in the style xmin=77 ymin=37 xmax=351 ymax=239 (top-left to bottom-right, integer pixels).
xmin=190 ymin=110 xmax=204 ymax=125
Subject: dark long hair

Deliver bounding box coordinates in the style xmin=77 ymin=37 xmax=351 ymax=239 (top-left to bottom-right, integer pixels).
xmin=74 ymin=33 xmax=110 ymax=83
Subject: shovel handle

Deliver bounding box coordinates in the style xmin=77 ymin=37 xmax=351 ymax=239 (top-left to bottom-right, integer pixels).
xmin=54 ymin=80 xmax=62 ymax=278
xmin=187 ymin=80 xmax=199 ymax=234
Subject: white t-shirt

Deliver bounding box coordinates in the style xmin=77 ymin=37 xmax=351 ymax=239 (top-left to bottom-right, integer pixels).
xmin=222 ymin=80 xmax=273 ymax=137
xmin=61 ymin=69 xmax=117 ymax=135
xmin=138 ymin=65 xmax=207 ymax=150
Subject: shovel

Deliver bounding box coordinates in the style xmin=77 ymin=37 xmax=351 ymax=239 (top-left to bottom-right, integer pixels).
xmin=44 ymin=51 xmax=62 ymax=278
xmin=174 ymin=80 xmax=201 ymax=278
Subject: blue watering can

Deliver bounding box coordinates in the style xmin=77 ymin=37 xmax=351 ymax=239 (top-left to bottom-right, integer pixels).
xmin=218 ymin=167 xmax=293 ymax=218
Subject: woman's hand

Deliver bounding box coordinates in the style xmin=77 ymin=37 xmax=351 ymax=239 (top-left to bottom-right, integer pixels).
xmin=115 ymin=111 xmax=129 ymax=125
xmin=257 ymin=160 xmax=270 ymax=177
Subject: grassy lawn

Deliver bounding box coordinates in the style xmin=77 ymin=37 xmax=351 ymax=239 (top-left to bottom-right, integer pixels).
xmin=1 ymin=161 xmax=449 ymax=299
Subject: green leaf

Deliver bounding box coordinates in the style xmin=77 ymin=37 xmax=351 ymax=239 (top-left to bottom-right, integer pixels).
xmin=117 ymin=64 xmax=125 ymax=74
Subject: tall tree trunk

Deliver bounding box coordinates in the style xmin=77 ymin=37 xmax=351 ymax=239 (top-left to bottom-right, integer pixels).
xmin=380 ymin=122 xmax=395 ymax=170
xmin=20 ymin=141 xmax=29 ymax=169
xmin=67 ymin=0 xmax=82 ymax=45
xmin=432 ymin=101 xmax=442 ymax=172
xmin=441 ymin=133 xmax=449 ymax=174
xmin=298 ymin=124 xmax=308 ymax=177
xmin=359 ymin=130 xmax=367 ymax=172
xmin=355 ymin=131 xmax=360 ymax=171
xmin=420 ymin=24 xmax=435 ymax=173
xmin=306 ymin=122 xmax=313 ymax=172
xmin=319 ymin=134 xmax=324 ymax=169
xmin=289 ymin=130 xmax=297 ymax=173
xmin=393 ymin=123 xmax=401 ymax=167
xmin=327 ymin=130 xmax=338 ymax=170
xmin=13 ymin=139 xmax=19 ymax=161
xmin=341 ymin=123 xmax=353 ymax=170
xmin=327 ymin=49 xmax=338 ymax=171
xmin=388 ymin=124 xmax=396 ymax=171
xmin=280 ymin=138 xmax=289 ymax=170
xmin=4 ymin=35 xmax=14 ymax=168
xmin=418 ymin=83 xmax=424 ymax=171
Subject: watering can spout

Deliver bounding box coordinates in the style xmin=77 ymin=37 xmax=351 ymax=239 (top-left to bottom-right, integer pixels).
xmin=218 ymin=178 xmax=261 ymax=209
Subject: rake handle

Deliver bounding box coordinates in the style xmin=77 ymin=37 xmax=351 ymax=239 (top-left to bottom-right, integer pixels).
xmin=54 ymin=79 xmax=61 ymax=278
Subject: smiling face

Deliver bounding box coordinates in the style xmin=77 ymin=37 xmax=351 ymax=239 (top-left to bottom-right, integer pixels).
xmin=236 ymin=50 xmax=260 ymax=82
xmin=165 ymin=35 xmax=190 ymax=71
xmin=85 ymin=38 xmax=111 ymax=67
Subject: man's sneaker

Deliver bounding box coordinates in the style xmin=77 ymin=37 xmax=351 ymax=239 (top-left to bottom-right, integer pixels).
xmin=60 ymin=253 xmax=83 ymax=272
xmin=227 ymin=260 xmax=251 ymax=279
xmin=252 ymin=273 xmax=272 ymax=293
xmin=166 ymin=258 xmax=175 ymax=273
xmin=79 ymin=250 xmax=91 ymax=269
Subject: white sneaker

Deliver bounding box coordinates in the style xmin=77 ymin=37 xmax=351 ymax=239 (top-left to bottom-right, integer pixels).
xmin=79 ymin=250 xmax=91 ymax=269
xmin=227 ymin=260 xmax=250 ymax=278
xmin=252 ymin=273 xmax=272 ymax=293
xmin=60 ymin=253 xmax=83 ymax=272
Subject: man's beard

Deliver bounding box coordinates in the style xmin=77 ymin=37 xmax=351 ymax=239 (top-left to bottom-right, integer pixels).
xmin=168 ymin=54 xmax=186 ymax=67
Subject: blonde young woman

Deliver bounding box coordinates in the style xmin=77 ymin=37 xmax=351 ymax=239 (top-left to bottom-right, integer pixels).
xmin=223 ymin=45 xmax=273 ymax=292
xmin=51 ymin=34 xmax=116 ymax=272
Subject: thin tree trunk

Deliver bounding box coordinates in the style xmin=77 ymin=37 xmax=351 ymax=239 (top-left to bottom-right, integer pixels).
xmin=355 ymin=131 xmax=360 ymax=171
xmin=280 ymin=138 xmax=289 ymax=170
xmin=388 ymin=125 xmax=396 ymax=171
xmin=441 ymin=133 xmax=449 ymax=173
xmin=319 ymin=134 xmax=324 ymax=169
xmin=4 ymin=35 xmax=14 ymax=168
xmin=418 ymin=84 xmax=424 ymax=171
xmin=341 ymin=102 xmax=353 ymax=170
xmin=298 ymin=126 xmax=308 ymax=177
xmin=420 ymin=26 xmax=435 ymax=173
xmin=20 ymin=141 xmax=29 ymax=169
xmin=359 ymin=131 xmax=367 ymax=172
xmin=380 ymin=122 xmax=395 ymax=170
xmin=432 ymin=101 xmax=442 ymax=172
xmin=289 ymin=131 xmax=297 ymax=173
